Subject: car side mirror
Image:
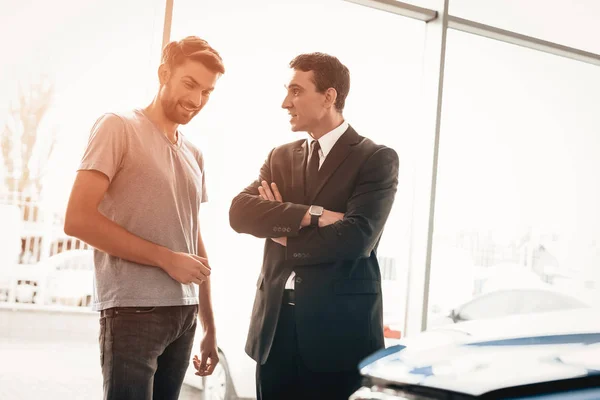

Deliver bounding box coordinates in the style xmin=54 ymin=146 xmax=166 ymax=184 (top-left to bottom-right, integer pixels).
xmin=449 ymin=308 xmax=459 ymax=322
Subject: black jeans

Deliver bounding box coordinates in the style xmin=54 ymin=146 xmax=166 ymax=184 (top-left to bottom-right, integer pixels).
xmin=99 ymin=305 xmax=197 ymax=400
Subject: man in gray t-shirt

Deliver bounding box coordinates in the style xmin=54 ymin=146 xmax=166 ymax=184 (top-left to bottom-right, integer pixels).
xmin=65 ymin=36 xmax=224 ymax=400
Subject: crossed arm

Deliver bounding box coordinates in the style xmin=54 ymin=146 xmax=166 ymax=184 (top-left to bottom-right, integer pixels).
xmin=256 ymin=180 xmax=344 ymax=246
xmin=229 ymin=149 xmax=342 ymax=239
xmin=229 ymin=146 xmax=399 ymax=264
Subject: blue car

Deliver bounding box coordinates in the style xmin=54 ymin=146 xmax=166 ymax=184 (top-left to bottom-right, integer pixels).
xmin=351 ymin=308 xmax=600 ymax=399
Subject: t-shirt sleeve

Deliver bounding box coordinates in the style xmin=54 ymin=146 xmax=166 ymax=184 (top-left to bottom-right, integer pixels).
xmin=78 ymin=113 xmax=127 ymax=182
xmin=197 ymin=150 xmax=208 ymax=203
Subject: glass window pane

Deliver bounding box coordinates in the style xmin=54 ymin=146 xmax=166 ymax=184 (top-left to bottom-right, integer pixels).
xmin=171 ymin=0 xmax=426 ymax=363
xmin=449 ymin=0 xmax=600 ymax=54
xmin=428 ymin=29 xmax=600 ymax=330
xmin=0 ymin=1 xmax=165 ymax=398
xmin=390 ymin=0 xmax=440 ymax=10
xmin=1 ymin=0 xmax=164 ymax=210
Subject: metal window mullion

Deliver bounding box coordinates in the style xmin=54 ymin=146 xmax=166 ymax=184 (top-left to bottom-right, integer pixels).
xmin=403 ymin=0 xmax=449 ymax=338
xmin=162 ymin=0 xmax=174 ymax=51
xmin=343 ymin=0 xmax=437 ymax=22
xmin=448 ymin=15 xmax=600 ymax=67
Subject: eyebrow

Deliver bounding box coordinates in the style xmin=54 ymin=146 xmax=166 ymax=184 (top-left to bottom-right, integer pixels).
xmin=182 ymin=76 xmax=214 ymax=91
xmin=182 ymin=76 xmax=199 ymax=86
xmin=285 ymin=83 xmax=303 ymax=90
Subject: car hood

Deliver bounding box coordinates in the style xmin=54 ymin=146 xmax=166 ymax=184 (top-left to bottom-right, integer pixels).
xmin=361 ymin=309 xmax=600 ymax=396
xmin=362 ymin=335 xmax=600 ymax=396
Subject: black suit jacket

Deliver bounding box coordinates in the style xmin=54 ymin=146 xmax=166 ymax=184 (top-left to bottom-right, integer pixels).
xmin=229 ymin=126 xmax=399 ymax=372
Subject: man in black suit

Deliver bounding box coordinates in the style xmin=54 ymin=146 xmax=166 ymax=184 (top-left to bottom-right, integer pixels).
xmin=229 ymin=52 xmax=399 ymax=400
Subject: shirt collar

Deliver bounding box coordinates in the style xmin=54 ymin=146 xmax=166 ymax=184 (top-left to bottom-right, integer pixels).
xmin=315 ymin=120 xmax=349 ymax=159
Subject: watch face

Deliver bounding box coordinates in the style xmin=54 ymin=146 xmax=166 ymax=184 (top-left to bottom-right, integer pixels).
xmin=310 ymin=205 xmax=324 ymax=216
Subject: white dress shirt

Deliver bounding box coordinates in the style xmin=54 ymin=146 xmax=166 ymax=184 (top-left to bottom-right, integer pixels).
xmin=285 ymin=120 xmax=350 ymax=290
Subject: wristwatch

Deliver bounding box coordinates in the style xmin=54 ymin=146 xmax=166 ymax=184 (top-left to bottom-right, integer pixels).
xmin=308 ymin=205 xmax=324 ymax=227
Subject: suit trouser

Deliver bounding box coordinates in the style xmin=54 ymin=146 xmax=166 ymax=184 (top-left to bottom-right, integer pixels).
xmin=256 ymin=301 xmax=362 ymax=400
xmin=99 ymin=305 xmax=197 ymax=400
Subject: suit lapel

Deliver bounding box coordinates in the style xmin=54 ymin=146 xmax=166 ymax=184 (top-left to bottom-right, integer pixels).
xmin=291 ymin=140 xmax=308 ymax=204
xmin=307 ymin=126 xmax=360 ymax=204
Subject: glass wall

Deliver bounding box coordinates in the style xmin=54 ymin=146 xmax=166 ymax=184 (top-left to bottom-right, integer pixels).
xmin=1 ymin=0 xmax=164 ymax=215
xmin=2 ymin=0 xmax=600 ymax=397
xmin=428 ymin=28 xmax=600 ymax=328
xmin=0 ymin=0 xmax=164 ymax=295
xmin=171 ymin=0 xmax=426 ymax=338
xmin=0 ymin=2 xmax=166 ymax=398
xmin=449 ymin=0 xmax=600 ymax=54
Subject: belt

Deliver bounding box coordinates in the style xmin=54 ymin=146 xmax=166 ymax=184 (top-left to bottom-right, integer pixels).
xmin=282 ymin=289 xmax=295 ymax=306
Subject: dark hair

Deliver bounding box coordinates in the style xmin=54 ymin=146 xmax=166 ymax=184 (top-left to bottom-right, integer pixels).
xmin=161 ymin=36 xmax=225 ymax=74
xmin=289 ymin=52 xmax=350 ymax=112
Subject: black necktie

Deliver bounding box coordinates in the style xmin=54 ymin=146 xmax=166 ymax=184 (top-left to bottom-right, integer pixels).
xmin=305 ymin=140 xmax=321 ymax=200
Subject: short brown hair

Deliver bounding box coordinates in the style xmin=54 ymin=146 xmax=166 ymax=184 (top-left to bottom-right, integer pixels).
xmin=161 ymin=36 xmax=225 ymax=74
xmin=289 ymin=52 xmax=350 ymax=112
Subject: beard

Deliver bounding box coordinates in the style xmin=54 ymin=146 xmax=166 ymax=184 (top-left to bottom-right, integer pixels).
xmin=161 ymin=97 xmax=200 ymax=125
xmin=159 ymin=85 xmax=201 ymax=125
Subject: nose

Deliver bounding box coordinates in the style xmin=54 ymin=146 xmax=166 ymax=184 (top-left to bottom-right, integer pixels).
xmin=281 ymin=94 xmax=292 ymax=109
xmin=189 ymin=90 xmax=203 ymax=109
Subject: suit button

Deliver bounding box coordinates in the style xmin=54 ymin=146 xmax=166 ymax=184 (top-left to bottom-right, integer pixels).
xmin=295 ymin=277 xmax=302 ymax=284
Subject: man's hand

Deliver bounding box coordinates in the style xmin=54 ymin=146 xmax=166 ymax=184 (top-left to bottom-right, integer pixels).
xmin=259 ymin=180 xmax=344 ymax=235
xmin=160 ymin=252 xmax=210 ymax=285
xmin=271 ymin=237 xmax=287 ymax=246
xmin=258 ymin=181 xmax=287 ymax=246
xmin=258 ymin=180 xmax=282 ymax=202
xmin=193 ymin=330 xmax=219 ymax=376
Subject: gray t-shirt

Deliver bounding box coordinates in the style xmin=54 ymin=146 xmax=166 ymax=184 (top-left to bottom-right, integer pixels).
xmin=78 ymin=109 xmax=207 ymax=311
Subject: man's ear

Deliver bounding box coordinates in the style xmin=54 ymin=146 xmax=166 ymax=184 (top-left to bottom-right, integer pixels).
xmin=324 ymin=87 xmax=338 ymax=109
xmin=158 ymin=64 xmax=171 ymax=85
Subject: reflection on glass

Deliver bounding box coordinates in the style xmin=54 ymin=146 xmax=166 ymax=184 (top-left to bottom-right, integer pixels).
xmin=170 ymin=2 xmax=426 ymax=395
xmin=173 ymin=0 xmax=425 ymax=332
xmin=429 ymin=29 xmax=600 ymax=329
xmin=449 ymin=0 xmax=600 ymax=54
xmin=0 ymin=0 xmax=163 ymax=304
xmin=1 ymin=0 xmax=164 ymax=213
